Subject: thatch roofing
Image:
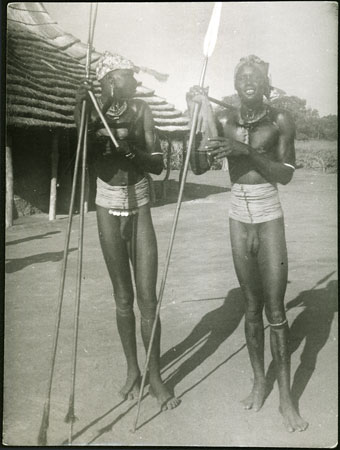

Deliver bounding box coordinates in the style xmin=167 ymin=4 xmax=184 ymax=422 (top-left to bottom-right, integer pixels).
xmin=6 ymin=2 xmax=189 ymax=134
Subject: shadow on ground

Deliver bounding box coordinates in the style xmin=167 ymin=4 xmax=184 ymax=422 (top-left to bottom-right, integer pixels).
xmin=66 ymin=289 xmax=244 ymax=443
xmin=5 ymin=231 xmax=61 ymax=247
xmin=152 ymin=179 xmax=230 ymax=207
xmin=265 ymin=276 xmax=338 ymax=412
xmin=160 ymin=288 xmax=245 ymax=391
xmin=63 ymin=277 xmax=338 ymax=441
xmin=5 ymin=248 xmax=77 ymax=274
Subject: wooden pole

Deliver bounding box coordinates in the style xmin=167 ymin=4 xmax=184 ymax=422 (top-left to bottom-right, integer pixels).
xmin=162 ymin=137 xmax=171 ymax=201
xmin=6 ymin=134 xmax=13 ymax=228
xmin=84 ymin=166 xmax=89 ymax=214
xmin=49 ymin=131 xmax=59 ymax=221
xmin=179 ymin=139 xmax=187 ymax=186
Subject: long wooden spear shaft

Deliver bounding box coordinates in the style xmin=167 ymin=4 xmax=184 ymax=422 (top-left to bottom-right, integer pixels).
xmin=37 ymin=4 xmax=98 ymax=446
xmin=132 ymin=2 xmax=223 ymax=433
xmin=37 ymin=101 xmax=87 ymax=447
xmin=64 ymin=3 xmax=98 ymax=445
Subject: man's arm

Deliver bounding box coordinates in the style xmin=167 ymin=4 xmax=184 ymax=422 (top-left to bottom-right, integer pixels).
xmin=247 ymin=110 xmax=296 ymax=185
xmin=208 ymin=110 xmax=296 ymax=185
xmin=127 ymin=103 xmax=163 ymax=175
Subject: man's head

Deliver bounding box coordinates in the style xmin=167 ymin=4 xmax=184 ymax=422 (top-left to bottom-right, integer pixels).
xmin=96 ymin=52 xmax=138 ymax=100
xmin=234 ymin=55 xmax=271 ymax=105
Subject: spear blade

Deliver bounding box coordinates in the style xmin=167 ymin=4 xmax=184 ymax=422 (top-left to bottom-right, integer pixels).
xmin=203 ymin=2 xmax=223 ymax=58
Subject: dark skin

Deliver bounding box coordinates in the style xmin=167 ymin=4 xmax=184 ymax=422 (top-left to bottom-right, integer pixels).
xmin=188 ymin=64 xmax=308 ymax=432
xmin=75 ymin=69 xmax=180 ymax=410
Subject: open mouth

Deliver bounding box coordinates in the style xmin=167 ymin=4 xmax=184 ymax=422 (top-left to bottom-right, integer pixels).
xmin=245 ymin=88 xmax=255 ymax=95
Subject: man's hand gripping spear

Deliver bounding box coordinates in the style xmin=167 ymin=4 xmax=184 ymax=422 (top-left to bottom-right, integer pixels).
xmin=132 ymin=2 xmax=223 ymax=433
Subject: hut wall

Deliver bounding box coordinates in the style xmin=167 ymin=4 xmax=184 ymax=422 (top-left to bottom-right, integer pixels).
xmin=10 ymin=127 xmax=83 ymax=217
xmin=160 ymin=135 xmax=187 ymax=171
xmin=11 ymin=128 xmax=50 ymax=216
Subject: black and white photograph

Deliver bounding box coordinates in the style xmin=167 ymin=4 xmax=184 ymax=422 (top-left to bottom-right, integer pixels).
xmin=3 ymin=1 xmax=338 ymax=447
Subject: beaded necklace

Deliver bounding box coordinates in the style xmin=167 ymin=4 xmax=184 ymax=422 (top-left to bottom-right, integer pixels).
xmin=98 ymin=97 xmax=128 ymax=120
xmin=237 ymin=105 xmax=269 ymax=145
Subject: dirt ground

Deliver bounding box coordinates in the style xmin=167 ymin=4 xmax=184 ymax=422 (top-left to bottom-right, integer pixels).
xmin=4 ymin=169 xmax=338 ymax=447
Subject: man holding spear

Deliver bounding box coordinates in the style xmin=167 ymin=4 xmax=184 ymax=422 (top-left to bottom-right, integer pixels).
xmin=187 ymin=54 xmax=308 ymax=433
xmin=75 ymin=52 xmax=180 ymax=411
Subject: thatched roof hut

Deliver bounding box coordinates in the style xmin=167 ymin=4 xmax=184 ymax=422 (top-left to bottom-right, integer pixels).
xmin=6 ymin=2 xmax=189 ymax=226
xmin=6 ymin=2 xmax=189 ymax=133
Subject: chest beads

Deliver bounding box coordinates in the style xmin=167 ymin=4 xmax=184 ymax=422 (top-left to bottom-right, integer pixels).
xmin=98 ymin=97 xmax=128 ymax=120
xmin=97 ymin=98 xmax=128 ymax=155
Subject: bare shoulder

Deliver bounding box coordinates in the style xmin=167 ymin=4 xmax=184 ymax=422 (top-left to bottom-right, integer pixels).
xmin=269 ymin=106 xmax=295 ymax=135
xmin=128 ymin=98 xmax=151 ymax=114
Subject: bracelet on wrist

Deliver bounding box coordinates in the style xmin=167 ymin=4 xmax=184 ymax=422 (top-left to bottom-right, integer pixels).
xmin=125 ymin=152 xmax=136 ymax=160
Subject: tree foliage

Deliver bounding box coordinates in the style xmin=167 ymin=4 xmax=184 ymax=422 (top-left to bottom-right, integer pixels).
xmin=217 ymin=94 xmax=337 ymax=141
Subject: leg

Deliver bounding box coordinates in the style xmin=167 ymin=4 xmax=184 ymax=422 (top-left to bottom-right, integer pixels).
xmin=258 ymin=218 xmax=308 ymax=432
xmin=134 ymin=204 xmax=180 ymax=411
xmin=96 ymin=206 xmax=140 ymax=400
xmin=230 ymin=219 xmax=266 ymax=411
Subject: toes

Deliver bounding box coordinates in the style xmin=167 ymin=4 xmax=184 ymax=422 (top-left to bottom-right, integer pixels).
xmin=297 ymin=420 xmax=309 ymax=432
xmin=284 ymin=421 xmax=295 ymax=433
xmin=241 ymin=395 xmax=254 ymax=410
xmin=253 ymin=399 xmax=264 ymax=412
xmin=169 ymin=398 xmax=181 ymax=409
xmin=242 ymin=401 xmax=253 ymax=410
xmin=160 ymin=397 xmax=181 ymax=411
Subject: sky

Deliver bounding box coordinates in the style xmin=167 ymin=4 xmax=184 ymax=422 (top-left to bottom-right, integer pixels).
xmin=44 ymin=2 xmax=338 ymax=117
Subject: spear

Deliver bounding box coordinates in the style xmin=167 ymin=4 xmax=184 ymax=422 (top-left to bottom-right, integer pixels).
xmin=64 ymin=3 xmax=98 ymax=445
xmin=132 ymin=2 xmax=223 ymax=433
xmin=37 ymin=3 xmax=98 ymax=446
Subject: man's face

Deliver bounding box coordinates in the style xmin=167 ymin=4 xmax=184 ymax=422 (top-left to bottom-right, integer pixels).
xmin=102 ymin=69 xmax=138 ymax=99
xmin=235 ymin=65 xmax=267 ymax=105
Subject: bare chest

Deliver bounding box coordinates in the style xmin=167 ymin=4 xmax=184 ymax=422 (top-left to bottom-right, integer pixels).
xmin=224 ymin=121 xmax=280 ymax=153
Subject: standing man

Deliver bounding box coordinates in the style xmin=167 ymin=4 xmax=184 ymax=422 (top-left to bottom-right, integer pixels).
xmin=75 ymin=52 xmax=180 ymax=411
xmin=187 ymin=55 xmax=308 ymax=432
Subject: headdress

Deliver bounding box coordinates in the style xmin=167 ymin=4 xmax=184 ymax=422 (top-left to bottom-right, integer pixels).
xmin=96 ymin=51 xmax=135 ymax=81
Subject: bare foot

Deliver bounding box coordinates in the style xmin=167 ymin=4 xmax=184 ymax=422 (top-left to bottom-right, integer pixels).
xmin=119 ymin=370 xmax=140 ymax=401
xmin=149 ymin=379 xmax=181 ymax=411
xmin=241 ymin=380 xmax=266 ymax=412
xmin=279 ymin=403 xmax=309 ymax=432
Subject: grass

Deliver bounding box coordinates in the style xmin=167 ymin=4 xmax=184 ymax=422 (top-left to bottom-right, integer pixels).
xmin=295 ymin=140 xmax=337 ymax=173
xmin=164 ymin=139 xmax=338 ymax=173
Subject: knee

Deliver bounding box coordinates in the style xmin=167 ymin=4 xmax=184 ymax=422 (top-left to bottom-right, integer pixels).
xmin=265 ymin=306 xmax=287 ymax=327
xmin=243 ymin=290 xmax=263 ymax=323
xmin=115 ymin=295 xmax=134 ymax=317
xmin=137 ymin=291 xmax=156 ymax=321
xmin=245 ymin=305 xmax=263 ymax=323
